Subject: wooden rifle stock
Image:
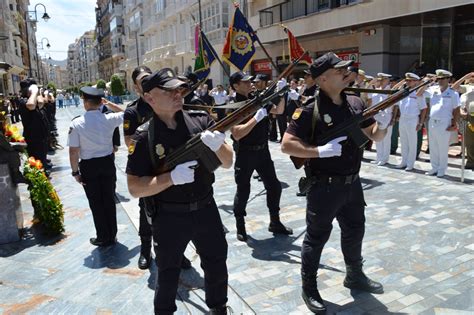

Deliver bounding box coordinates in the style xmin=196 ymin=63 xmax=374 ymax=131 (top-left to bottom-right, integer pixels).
xmin=344 ymin=87 xmax=397 ymax=95
xmin=290 ymin=79 xmax=432 ymax=169
xmin=156 ymin=52 xmax=310 ymax=175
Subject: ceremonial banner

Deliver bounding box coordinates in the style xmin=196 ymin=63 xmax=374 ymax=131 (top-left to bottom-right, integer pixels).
xmin=283 ymin=26 xmax=312 ymax=65
xmin=222 ymin=7 xmax=258 ymax=71
xmin=194 ymin=25 xmax=216 ymax=81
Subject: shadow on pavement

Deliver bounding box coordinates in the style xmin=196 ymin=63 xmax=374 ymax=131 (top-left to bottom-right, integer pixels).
xmin=360 ymin=177 xmax=384 ymax=191
xmin=246 ymin=233 xmax=302 ymax=264
xmin=177 ymin=266 xmax=207 ymax=314
xmin=115 ymin=192 xmax=130 ymax=203
xmin=83 ymin=243 xmax=140 ymax=269
xmin=50 ymin=165 xmax=70 ymax=173
xmin=330 ymin=290 xmax=407 ymax=315
xmin=0 ymin=225 xmax=67 ymax=258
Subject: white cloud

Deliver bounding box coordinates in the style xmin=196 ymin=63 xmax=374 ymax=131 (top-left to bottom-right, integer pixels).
xmin=31 ymin=0 xmax=97 ymax=61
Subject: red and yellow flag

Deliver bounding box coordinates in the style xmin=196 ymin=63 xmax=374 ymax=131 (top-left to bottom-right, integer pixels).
xmin=283 ymin=26 xmax=312 ymax=65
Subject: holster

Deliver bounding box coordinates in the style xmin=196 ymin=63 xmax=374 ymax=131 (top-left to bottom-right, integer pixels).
xmin=298 ymin=176 xmax=316 ymax=194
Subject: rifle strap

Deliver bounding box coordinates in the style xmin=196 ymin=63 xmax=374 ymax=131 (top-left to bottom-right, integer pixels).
xmin=310 ymin=90 xmax=321 ymax=143
xmin=147 ymin=118 xmax=159 ymax=173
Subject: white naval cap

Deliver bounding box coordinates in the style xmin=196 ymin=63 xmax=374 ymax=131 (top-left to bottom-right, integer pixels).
xmin=405 ymin=72 xmax=420 ymax=80
xmin=376 ymin=72 xmax=392 ymax=79
xmin=365 ymin=75 xmax=374 ymax=81
xmin=435 ymin=69 xmax=452 ymax=78
xmin=358 ymin=69 xmax=366 ymax=76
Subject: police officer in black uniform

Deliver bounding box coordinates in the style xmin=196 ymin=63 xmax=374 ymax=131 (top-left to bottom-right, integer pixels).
xmin=68 ymin=87 xmax=124 ymax=247
xmin=126 ymin=68 xmax=232 ymax=314
xmin=281 ymin=53 xmax=389 ymax=314
xmin=18 ymin=79 xmax=49 ymax=170
xmin=123 ymin=66 xmax=192 ymax=270
xmin=229 ymin=71 xmax=293 ymax=242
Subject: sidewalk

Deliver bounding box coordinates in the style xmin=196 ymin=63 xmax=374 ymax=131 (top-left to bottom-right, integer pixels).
xmin=0 ymin=105 xmax=472 ymax=314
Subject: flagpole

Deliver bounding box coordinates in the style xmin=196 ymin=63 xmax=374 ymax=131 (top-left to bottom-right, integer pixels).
xmin=198 ymin=0 xmax=203 ymax=29
xmin=253 ymin=34 xmax=279 ymax=75
xmin=201 ymin=31 xmax=231 ymax=78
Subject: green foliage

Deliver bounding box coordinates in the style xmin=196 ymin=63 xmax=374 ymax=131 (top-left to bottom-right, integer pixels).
xmin=23 ymin=157 xmax=65 ymax=235
xmin=96 ymin=79 xmax=106 ymax=89
xmin=46 ymin=82 xmax=57 ymax=94
xmin=110 ymin=74 xmax=124 ymax=96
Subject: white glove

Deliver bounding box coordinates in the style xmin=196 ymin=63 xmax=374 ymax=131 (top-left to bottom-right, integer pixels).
xmin=318 ymin=136 xmax=347 ymax=158
xmin=170 ymin=160 xmax=198 ymax=185
xmin=288 ymin=89 xmax=300 ymax=101
xmin=276 ymin=78 xmax=287 ymax=92
xmin=29 ymin=84 xmax=39 ymax=95
xmin=200 ymin=130 xmax=226 ymax=152
xmin=374 ymin=111 xmax=391 ymax=130
xmin=253 ymin=108 xmax=268 ymax=123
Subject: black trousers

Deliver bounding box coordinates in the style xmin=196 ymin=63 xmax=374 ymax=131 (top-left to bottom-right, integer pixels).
xmin=138 ymin=198 xmax=152 ymax=239
xmin=233 ymin=147 xmax=282 ymax=217
xmin=26 ymin=139 xmax=48 ymax=165
xmin=269 ymin=114 xmax=287 ymax=141
xmin=152 ymin=199 xmax=228 ymax=314
xmin=79 ymin=154 xmax=117 ymax=242
xmin=301 ymin=177 xmax=366 ymax=275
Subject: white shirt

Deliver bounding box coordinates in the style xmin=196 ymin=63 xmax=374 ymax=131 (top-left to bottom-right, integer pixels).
xmin=427 ymin=86 xmax=460 ymax=120
xmin=370 ymin=85 xmax=393 ymax=115
xmin=67 ymin=110 xmax=124 ymax=160
xmin=399 ymin=91 xmax=427 ymax=117
xmin=209 ymin=90 xmax=228 ymax=105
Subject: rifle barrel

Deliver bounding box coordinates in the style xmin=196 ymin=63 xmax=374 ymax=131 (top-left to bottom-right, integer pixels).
xmin=344 ymin=87 xmax=397 ymax=95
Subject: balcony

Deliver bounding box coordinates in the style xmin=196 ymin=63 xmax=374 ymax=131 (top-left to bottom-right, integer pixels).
xmin=175 ymin=40 xmax=192 ymax=55
xmin=142 ymin=14 xmax=160 ymax=35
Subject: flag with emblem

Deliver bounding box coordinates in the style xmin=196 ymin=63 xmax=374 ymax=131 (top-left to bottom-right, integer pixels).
xmin=194 ymin=25 xmax=217 ymax=81
xmin=282 ymin=26 xmax=312 ymax=66
xmin=222 ymin=6 xmax=258 ymax=71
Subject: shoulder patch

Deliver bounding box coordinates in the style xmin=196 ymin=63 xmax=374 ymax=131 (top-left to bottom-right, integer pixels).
xmin=128 ymin=140 xmax=137 ymax=155
xmin=292 ymin=108 xmax=303 ymax=120
xmin=123 ymin=120 xmax=130 ymax=131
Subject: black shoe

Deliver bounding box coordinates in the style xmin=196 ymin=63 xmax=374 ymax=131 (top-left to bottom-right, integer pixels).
xmin=296 ymin=191 xmax=307 ymax=197
xmin=181 ymin=256 xmax=192 ymax=269
xmin=302 ymin=289 xmax=326 ymax=314
xmin=236 ymin=217 xmax=247 ymax=242
xmin=209 ymin=305 xmax=228 ymax=315
xmin=138 ymin=253 xmax=151 ymax=269
xmin=268 ymin=215 xmax=293 ymax=235
xmin=90 ymin=237 xmax=114 ymax=247
xmin=344 ymin=262 xmax=384 ymax=294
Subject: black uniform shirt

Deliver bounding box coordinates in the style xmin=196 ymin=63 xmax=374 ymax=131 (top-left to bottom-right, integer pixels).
xmin=18 ymin=99 xmax=48 ymax=140
xmin=126 ymin=110 xmax=216 ymax=203
xmin=286 ymin=91 xmax=375 ymax=176
xmin=232 ymin=92 xmax=270 ymax=146
xmin=123 ymin=97 xmax=153 ymax=136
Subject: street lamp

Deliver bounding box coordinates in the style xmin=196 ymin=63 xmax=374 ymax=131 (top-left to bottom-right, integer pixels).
xmin=38 ymin=37 xmax=51 ymax=50
xmin=24 ymin=3 xmax=51 ymax=78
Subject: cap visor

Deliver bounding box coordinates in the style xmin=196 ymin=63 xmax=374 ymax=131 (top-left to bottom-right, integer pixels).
xmin=241 ymin=75 xmax=253 ymax=81
xmin=334 ymin=60 xmax=354 ymax=68
xmin=163 ymin=79 xmax=188 ymax=89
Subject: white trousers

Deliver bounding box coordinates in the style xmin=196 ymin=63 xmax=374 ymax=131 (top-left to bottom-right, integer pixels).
xmin=428 ymin=118 xmax=451 ymax=174
xmin=399 ymin=116 xmax=418 ymax=168
xmin=375 ymin=125 xmax=393 ymax=163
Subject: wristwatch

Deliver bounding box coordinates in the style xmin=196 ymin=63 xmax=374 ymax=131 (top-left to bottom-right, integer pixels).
xmin=71 ymin=170 xmax=80 ymax=176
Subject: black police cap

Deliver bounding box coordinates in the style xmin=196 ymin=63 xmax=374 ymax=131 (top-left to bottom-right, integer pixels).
xmin=253 ymin=73 xmax=269 ymax=82
xmin=229 ymin=71 xmax=253 ymax=87
xmin=306 ymin=52 xmax=353 ymax=78
xmin=80 ymin=86 xmax=105 ymax=99
xmin=141 ymin=68 xmax=188 ymax=93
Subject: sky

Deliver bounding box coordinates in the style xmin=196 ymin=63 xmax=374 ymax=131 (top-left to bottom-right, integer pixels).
xmin=31 ymin=0 xmax=97 ymax=61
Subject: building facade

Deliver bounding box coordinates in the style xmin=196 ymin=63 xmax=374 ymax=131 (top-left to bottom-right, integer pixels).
xmin=248 ymin=0 xmax=473 ymax=79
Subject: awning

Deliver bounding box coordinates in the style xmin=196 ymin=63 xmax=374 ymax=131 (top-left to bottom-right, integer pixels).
xmin=8 ymin=65 xmax=25 ymax=75
xmin=0 ymin=61 xmax=12 ymax=74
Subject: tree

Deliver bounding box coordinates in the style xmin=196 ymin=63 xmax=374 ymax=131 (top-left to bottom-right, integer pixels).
xmin=46 ymin=82 xmax=56 ymax=94
xmin=96 ymin=79 xmax=106 ymax=89
xmin=110 ymin=74 xmax=124 ymax=96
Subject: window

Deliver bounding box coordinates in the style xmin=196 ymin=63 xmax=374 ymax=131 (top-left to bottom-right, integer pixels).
xmin=156 ymin=0 xmax=165 ymax=13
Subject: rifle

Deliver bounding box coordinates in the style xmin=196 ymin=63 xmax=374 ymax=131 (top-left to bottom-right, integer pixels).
xmin=155 ymin=51 xmax=311 ymax=175
xmin=290 ymin=79 xmax=432 ymax=169
xmin=343 ymin=87 xmax=397 ymax=95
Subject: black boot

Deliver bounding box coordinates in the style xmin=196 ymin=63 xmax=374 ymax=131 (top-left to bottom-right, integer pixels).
xmin=301 ymin=272 xmax=326 ymax=314
xmin=209 ymin=305 xmax=228 ymax=315
xmin=344 ymin=261 xmax=383 ymax=294
xmin=138 ymin=237 xmax=152 ymax=270
xmin=11 ymin=170 xmax=26 ymax=185
xmin=268 ymin=215 xmax=293 ymax=235
xmin=236 ymin=216 xmax=247 ymax=242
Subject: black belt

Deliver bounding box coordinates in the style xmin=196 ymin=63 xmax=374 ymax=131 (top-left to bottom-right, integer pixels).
xmin=235 ymin=143 xmax=268 ymax=151
xmin=313 ymin=174 xmax=359 ymax=185
xmin=156 ymin=193 xmax=213 ymax=213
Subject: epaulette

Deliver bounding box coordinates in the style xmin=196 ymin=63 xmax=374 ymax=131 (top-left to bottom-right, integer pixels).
xmin=71 ymin=115 xmax=81 ymax=121
xmin=136 ymin=120 xmax=150 ymax=133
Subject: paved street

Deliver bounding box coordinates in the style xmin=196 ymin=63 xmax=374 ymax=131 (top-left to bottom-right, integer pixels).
xmin=1 ymin=105 xmax=473 ymax=314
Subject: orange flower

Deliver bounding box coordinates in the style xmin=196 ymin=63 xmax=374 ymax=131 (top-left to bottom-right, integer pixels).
xmin=28 ymin=157 xmax=37 ymax=167
xmin=35 ymin=160 xmax=43 ymax=170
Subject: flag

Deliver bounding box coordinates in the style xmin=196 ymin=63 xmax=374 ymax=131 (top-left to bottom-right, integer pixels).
xmin=222 ymin=7 xmax=258 ymax=71
xmin=283 ymin=26 xmax=312 ymax=65
xmin=194 ymin=25 xmax=216 ymax=81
